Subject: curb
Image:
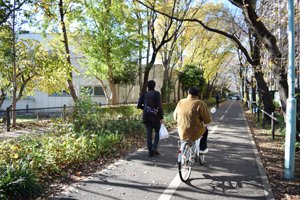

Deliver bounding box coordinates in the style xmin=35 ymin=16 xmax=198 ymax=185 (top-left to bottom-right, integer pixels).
xmin=242 ymin=110 xmax=275 ymax=200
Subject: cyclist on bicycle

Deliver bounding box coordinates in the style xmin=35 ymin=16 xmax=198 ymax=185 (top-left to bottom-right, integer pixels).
xmin=173 ymin=87 xmax=211 ymax=153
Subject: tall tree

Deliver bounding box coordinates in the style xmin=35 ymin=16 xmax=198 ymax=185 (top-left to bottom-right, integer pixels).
xmin=33 ymin=0 xmax=81 ymax=102
xmin=228 ymin=0 xmax=287 ymax=114
xmin=11 ymin=0 xmax=18 ymax=126
xmin=76 ymin=0 xmax=141 ymax=104
xmin=0 ymin=39 xmax=70 ymax=99
xmin=0 ymin=25 xmax=13 ymax=109
xmin=137 ymin=0 xmax=192 ymax=94
xmin=179 ymin=64 xmax=206 ymax=95
xmin=141 ymin=0 xmax=278 ymax=115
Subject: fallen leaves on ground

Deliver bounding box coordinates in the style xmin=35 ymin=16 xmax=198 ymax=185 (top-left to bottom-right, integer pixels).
xmin=244 ymin=109 xmax=300 ymax=200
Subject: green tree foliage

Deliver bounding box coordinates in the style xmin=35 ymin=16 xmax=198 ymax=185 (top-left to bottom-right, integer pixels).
xmin=179 ymin=64 xmax=205 ymax=94
xmin=0 ymin=0 xmax=29 ymax=26
xmin=0 ymin=30 xmax=70 ymax=105
xmin=76 ymin=0 xmax=142 ymax=104
xmin=31 ymin=0 xmax=83 ymax=101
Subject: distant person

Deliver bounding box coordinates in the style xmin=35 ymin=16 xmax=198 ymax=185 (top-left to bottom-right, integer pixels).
xmin=173 ymin=87 xmax=211 ymax=153
xmin=137 ymin=80 xmax=164 ymax=157
xmin=215 ymin=93 xmax=220 ymax=108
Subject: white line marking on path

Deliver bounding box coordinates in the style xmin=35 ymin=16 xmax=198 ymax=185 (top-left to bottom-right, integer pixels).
xmin=157 ymin=174 xmax=181 ymax=200
xmin=220 ymin=115 xmax=224 ymax=120
xmin=225 ymin=110 xmax=228 ymax=113
xmin=157 ymin=125 xmax=219 ymax=200
xmin=210 ymin=125 xmax=218 ymax=134
xmin=229 ymin=102 xmax=234 ymax=108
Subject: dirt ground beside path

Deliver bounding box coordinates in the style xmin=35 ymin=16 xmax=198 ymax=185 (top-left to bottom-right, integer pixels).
xmin=244 ymin=109 xmax=300 ymax=200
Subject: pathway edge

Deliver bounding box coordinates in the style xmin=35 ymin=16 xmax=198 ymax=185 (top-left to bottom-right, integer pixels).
xmin=242 ymin=107 xmax=275 ymax=200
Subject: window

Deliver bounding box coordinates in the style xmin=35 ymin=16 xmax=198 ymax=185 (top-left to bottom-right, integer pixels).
xmin=80 ymin=86 xmax=93 ymax=96
xmin=80 ymin=86 xmax=105 ymax=96
xmin=94 ymin=86 xmax=105 ymax=96
xmin=49 ymin=90 xmax=71 ymax=97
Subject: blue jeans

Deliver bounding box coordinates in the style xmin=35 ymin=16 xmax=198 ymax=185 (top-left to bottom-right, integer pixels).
xmin=146 ymin=124 xmax=160 ymax=152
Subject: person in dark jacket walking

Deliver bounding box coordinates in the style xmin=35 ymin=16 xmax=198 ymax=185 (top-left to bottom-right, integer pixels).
xmin=137 ymin=80 xmax=164 ymax=157
xmin=215 ymin=93 xmax=220 ymax=108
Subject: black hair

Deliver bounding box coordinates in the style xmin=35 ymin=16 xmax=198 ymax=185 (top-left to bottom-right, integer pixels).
xmin=147 ymin=80 xmax=156 ymax=90
xmin=188 ymin=87 xmax=200 ymax=96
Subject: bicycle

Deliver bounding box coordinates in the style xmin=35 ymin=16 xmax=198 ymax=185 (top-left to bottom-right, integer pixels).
xmin=177 ymin=137 xmax=206 ymax=182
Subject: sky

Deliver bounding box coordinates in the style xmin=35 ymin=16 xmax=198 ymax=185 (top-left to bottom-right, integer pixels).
xmin=20 ymin=0 xmax=241 ymax=32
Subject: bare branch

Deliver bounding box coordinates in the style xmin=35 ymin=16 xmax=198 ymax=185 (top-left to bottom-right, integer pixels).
xmin=0 ymin=0 xmax=26 ymax=25
xmin=135 ymin=0 xmax=257 ymax=66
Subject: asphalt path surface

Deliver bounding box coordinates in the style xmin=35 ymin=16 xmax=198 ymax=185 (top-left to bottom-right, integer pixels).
xmin=51 ymin=100 xmax=274 ymax=200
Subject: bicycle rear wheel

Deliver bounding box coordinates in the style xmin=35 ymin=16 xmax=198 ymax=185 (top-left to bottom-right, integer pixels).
xmin=178 ymin=143 xmax=192 ymax=182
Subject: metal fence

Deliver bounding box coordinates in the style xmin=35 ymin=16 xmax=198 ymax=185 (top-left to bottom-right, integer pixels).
xmin=247 ymin=101 xmax=279 ymax=140
xmin=0 ymin=105 xmax=75 ymax=132
xmin=0 ymin=101 xmax=141 ymax=132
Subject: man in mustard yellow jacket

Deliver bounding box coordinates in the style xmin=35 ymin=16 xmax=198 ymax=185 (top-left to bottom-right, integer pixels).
xmin=173 ymin=87 xmax=212 ymax=152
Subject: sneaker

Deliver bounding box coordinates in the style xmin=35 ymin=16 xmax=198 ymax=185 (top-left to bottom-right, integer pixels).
xmin=199 ymin=148 xmax=209 ymax=154
xmin=152 ymin=150 xmax=160 ymax=156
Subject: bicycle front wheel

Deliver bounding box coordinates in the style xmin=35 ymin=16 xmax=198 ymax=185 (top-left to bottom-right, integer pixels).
xmin=178 ymin=143 xmax=192 ymax=182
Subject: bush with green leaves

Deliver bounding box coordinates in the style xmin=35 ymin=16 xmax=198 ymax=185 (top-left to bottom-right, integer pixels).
xmin=0 ymin=161 xmax=43 ymax=200
xmin=163 ymin=103 xmax=177 ymax=113
xmin=0 ymin=100 xmax=147 ymax=199
xmin=273 ymin=100 xmax=281 ymax=110
xmin=72 ymin=98 xmax=142 ymax=132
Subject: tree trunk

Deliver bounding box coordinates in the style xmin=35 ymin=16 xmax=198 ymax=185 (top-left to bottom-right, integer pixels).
xmin=236 ymin=0 xmax=288 ymax=114
xmin=177 ymin=80 xmax=181 ymax=102
xmin=142 ymin=52 xmax=157 ymax=94
xmin=12 ymin=0 xmax=17 ymax=127
xmin=240 ymin=66 xmax=245 ymax=100
xmin=161 ymin=62 xmax=170 ymax=102
xmin=107 ymin=81 xmax=117 ymax=104
xmin=140 ymin=9 xmax=151 ymax=95
xmin=250 ymin=33 xmax=275 ymax=119
xmin=59 ymin=0 xmax=78 ymax=102
xmin=0 ymin=90 xmax=6 ymax=108
xmin=135 ymin=10 xmax=144 ymax=94
xmin=107 ymin=66 xmax=118 ymax=104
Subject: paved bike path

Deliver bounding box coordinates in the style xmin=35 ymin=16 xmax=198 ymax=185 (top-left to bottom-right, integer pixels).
xmin=50 ymin=100 xmax=274 ymax=200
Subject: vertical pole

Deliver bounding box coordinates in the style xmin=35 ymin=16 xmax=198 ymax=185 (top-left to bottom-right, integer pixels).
xmin=6 ymin=107 xmax=10 ymax=132
xmin=285 ymin=0 xmax=296 ymax=180
xmin=297 ymin=0 xmax=300 ymax=91
xmin=63 ymin=104 xmax=66 ymax=122
xmin=271 ymin=112 xmax=275 ymax=140
xmin=244 ymin=66 xmax=247 ymax=103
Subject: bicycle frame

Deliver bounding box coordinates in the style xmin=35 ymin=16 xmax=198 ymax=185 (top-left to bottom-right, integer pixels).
xmin=178 ymin=137 xmax=201 ymax=163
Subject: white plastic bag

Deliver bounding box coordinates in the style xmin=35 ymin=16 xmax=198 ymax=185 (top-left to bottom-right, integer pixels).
xmin=159 ymin=123 xmax=169 ymax=140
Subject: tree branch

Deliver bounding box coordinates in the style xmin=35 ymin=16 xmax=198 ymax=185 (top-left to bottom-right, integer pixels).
xmin=135 ymin=0 xmax=257 ymax=66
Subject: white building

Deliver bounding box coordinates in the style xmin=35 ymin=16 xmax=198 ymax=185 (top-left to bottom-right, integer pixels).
xmin=0 ymin=33 xmax=178 ymax=110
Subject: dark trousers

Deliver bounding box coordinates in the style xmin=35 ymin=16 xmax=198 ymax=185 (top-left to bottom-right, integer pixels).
xmin=145 ymin=124 xmax=160 ymax=152
xmin=200 ymin=128 xmax=209 ymax=151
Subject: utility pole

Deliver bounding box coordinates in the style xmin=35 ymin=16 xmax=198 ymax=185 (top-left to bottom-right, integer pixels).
xmin=285 ymin=0 xmax=296 ymax=180
xmin=243 ymin=66 xmax=247 ymax=103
